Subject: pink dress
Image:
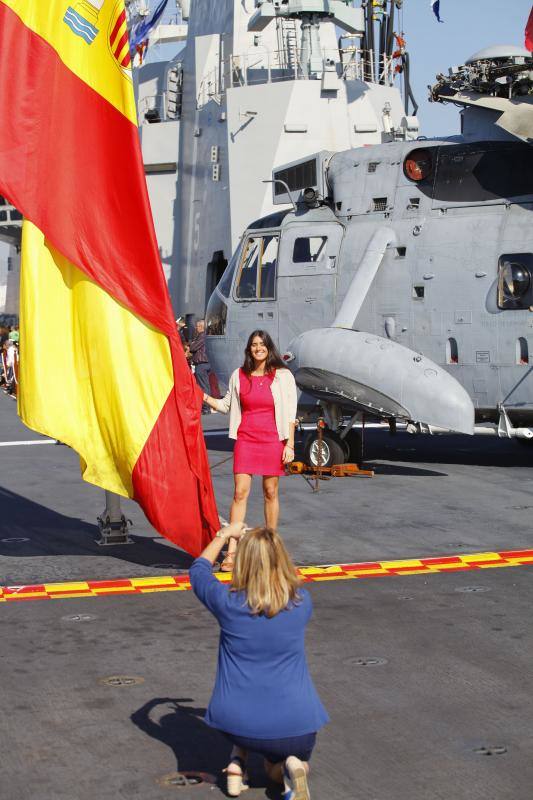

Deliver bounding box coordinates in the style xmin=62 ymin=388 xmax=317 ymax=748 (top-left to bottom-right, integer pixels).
xmin=233 ymin=369 xmax=285 ymax=476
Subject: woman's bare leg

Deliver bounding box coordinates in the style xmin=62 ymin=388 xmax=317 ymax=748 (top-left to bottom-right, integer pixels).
xmin=264 ymin=760 xmax=284 ymax=784
xmin=225 ymin=746 xmax=248 ymax=794
xmin=262 ymin=476 xmax=279 ymax=530
xmin=228 ymin=473 xmax=252 ymax=555
xmin=228 ymin=745 xmax=247 ymax=769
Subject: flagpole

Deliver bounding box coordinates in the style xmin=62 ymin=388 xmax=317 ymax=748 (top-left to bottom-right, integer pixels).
xmin=97 ymin=490 xmax=133 ymax=545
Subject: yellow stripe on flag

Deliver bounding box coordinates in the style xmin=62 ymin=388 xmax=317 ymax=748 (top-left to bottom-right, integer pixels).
xmin=2 ymin=0 xmax=136 ymax=124
xmin=19 ymin=222 xmax=174 ymax=496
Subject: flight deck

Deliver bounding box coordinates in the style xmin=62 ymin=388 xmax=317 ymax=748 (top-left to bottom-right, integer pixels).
xmin=1 ymin=393 xmax=533 ymax=800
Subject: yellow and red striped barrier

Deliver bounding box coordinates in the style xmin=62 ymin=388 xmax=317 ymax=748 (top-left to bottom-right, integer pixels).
xmin=1 ymin=549 xmax=533 ymax=603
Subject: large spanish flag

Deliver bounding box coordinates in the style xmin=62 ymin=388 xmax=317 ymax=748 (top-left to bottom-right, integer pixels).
xmin=0 ymin=0 xmax=220 ymax=555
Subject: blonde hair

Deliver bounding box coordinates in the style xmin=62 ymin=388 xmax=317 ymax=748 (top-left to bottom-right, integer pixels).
xmin=231 ymin=528 xmax=301 ymax=618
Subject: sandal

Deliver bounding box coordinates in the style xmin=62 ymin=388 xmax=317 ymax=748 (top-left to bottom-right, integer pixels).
xmin=223 ymin=756 xmax=249 ymax=797
xmin=220 ymin=552 xmax=236 ymax=573
xmin=283 ymin=756 xmax=310 ymax=800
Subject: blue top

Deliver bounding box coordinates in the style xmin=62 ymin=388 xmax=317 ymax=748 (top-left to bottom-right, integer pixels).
xmin=189 ymin=557 xmax=329 ymax=738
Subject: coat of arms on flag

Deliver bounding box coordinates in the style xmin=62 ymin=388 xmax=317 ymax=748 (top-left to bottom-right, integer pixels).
xmin=109 ymin=1 xmax=132 ymax=70
xmin=64 ymin=0 xmax=105 ymax=44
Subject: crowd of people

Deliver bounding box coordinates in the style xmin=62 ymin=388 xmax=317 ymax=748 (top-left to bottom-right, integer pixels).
xmin=177 ymin=315 xmax=221 ymax=412
xmin=0 ymin=324 xmax=19 ymax=400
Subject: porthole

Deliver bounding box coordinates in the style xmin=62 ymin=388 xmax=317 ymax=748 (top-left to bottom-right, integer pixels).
xmin=447 ymin=338 xmax=458 ymax=364
xmin=516 ymin=337 xmax=529 ymax=365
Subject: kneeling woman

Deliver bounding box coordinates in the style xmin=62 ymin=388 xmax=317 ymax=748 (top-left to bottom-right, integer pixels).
xmin=202 ymin=330 xmax=297 ymax=571
xmin=190 ymin=524 xmax=329 ymax=799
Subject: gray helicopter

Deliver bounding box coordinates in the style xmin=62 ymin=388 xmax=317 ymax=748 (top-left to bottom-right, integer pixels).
xmin=205 ymin=44 xmax=533 ymax=466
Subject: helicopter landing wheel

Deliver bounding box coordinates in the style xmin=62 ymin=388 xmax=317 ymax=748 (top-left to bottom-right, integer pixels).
xmin=343 ymin=429 xmax=362 ymax=465
xmin=303 ymin=429 xmax=349 ymax=468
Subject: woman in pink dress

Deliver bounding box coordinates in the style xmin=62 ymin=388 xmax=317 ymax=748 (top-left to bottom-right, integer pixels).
xmin=203 ymin=330 xmax=298 ymax=571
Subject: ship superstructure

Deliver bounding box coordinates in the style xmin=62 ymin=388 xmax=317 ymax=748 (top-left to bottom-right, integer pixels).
xmin=137 ymin=0 xmax=418 ymax=321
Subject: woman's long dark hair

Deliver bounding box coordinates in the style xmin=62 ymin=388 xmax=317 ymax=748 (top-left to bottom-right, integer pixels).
xmin=241 ymin=330 xmax=286 ymax=377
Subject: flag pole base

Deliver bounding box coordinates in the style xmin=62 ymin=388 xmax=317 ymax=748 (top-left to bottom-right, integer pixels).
xmin=95 ymin=516 xmax=133 ymax=546
xmin=96 ymin=491 xmax=134 ymax=546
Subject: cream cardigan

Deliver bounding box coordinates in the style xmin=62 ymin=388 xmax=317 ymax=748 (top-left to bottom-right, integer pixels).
xmin=213 ymin=367 xmax=298 ymax=441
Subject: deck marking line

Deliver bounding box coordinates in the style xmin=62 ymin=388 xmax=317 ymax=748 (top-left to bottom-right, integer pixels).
xmin=2 ymin=548 xmax=533 ymax=603
xmin=0 ymin=439 xmax=56 ymax=446
xmin=44 ymin=581 xmax=90 ymax=592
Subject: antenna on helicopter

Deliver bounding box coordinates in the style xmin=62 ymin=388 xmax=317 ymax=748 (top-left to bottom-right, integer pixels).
xmin=262 ymin=179 xmax=298 ymax=213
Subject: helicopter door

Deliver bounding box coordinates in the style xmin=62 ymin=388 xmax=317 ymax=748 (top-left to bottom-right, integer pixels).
xmin=277 ymin=222 xmax=343 ymax=350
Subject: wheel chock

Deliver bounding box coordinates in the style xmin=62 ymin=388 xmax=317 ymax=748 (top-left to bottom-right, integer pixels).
xmin=331 ymin=463 xmax=374 ymax=478
xmin=288 ymin=461 xmax=374 ymax=478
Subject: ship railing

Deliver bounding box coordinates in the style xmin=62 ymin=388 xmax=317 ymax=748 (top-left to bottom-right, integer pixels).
xmin=0 ymin=196 xmax=22 ymax=227
xmin=196 ymin=47 xmax=397 ymax=109
xmin=0 ymin=195 xmax=22 ymax=247
xmin=340 ymin=49 xmax=395 ymax=85
xmin=138 ymin=93 xmax=168 ymax=123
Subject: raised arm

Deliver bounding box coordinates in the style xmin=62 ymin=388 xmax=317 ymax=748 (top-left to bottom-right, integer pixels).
xmin=189 ymin=522 xmax=246 ymax=613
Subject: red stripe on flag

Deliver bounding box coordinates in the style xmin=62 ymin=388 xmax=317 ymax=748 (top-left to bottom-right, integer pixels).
xmin=526 ymin=6 xmax=533 ymax=52
xmin=132 ymin=365 xmax=218 ymax=557
xmin=121 ymin=52 xmax=132 ymax=68
xmin=110 ymin=9 xmax=126 ymax=48
xmin=0 ymin=4 xmax=171 ymax=335
xmin=113 ymin=30 xmax=129 ymax=61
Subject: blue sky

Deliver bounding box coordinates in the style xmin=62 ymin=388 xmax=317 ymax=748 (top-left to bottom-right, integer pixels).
xmin=3 ymin=2 xmax=531 ymax=272
xmin=147 ymin=0 xmax=533 ymax=137
xmin=403 ymin=0 xmax=532 ymax=136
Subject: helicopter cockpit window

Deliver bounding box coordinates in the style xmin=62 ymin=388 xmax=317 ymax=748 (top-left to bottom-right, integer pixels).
xmin=259 ymin=235 xmax=278 ymax=299
xmin=205 ymin=291 xmax=228 ymax=336
xmin=497 ymin=253 xmax=533 ymax=310
xmin=217 ymin=241 xmax=243 ymax=298
xmin=293 ymin=236 xmax=327 ymax=264
xmin=235 ymin=234 xmax=279 ymax=301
